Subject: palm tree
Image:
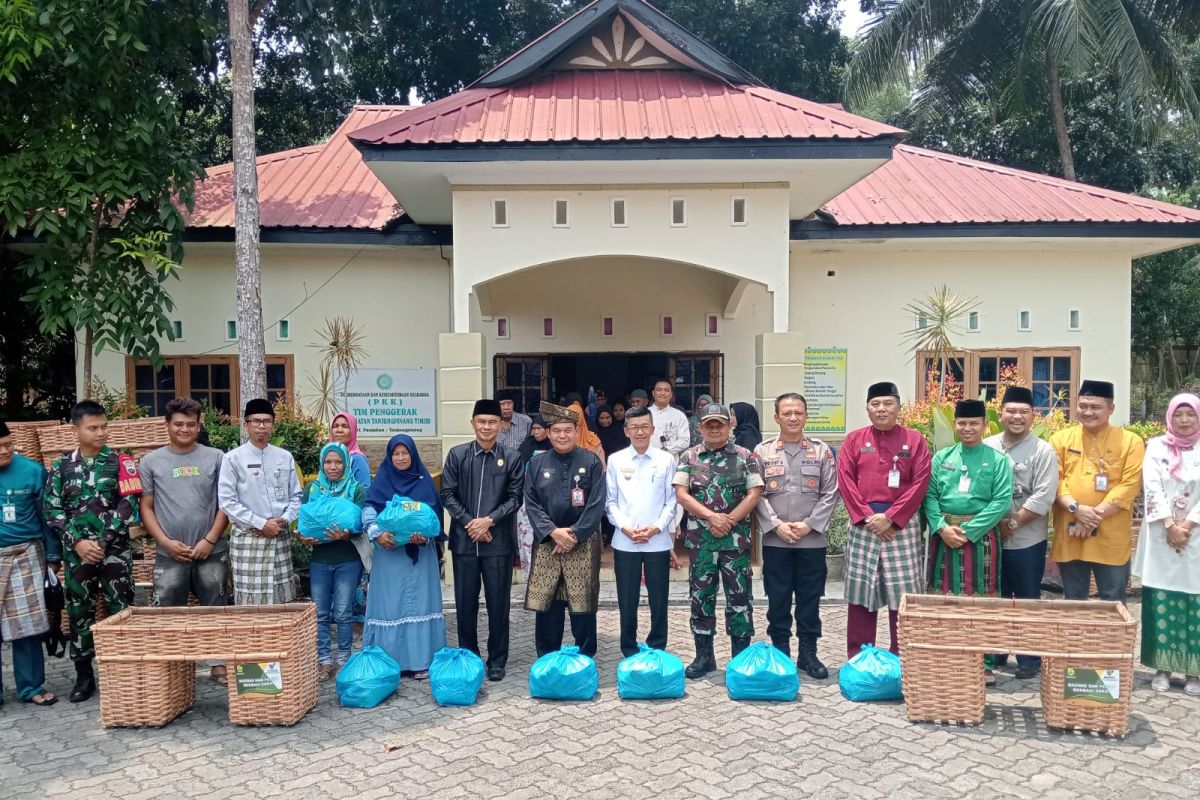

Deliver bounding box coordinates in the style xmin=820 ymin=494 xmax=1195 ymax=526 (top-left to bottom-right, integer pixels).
xmin=844 ymin=1 xmax=1200 ymax=181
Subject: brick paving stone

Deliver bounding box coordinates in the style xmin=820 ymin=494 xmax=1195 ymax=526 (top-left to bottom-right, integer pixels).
xmin=1 ymin=600 xmax=1198 ymax=799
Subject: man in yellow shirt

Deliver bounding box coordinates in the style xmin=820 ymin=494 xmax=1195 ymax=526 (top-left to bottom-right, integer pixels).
xmin=1050 ymin=380 xmax=1144 ymax=602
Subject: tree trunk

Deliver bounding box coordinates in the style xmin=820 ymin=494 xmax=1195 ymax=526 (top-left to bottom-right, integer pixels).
xmin=1046 ymin=56 xmax=1076 ymax=182
xmin=228 ymin=0 xmax=266 ymax=422
xmin=83 ymin=326 xmax=93 ymax=398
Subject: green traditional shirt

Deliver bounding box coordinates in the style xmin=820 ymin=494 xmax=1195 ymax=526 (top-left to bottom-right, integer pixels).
xmin=44 ymin=446 xmax=136 ymax=551
xmin=922 ymin=442 xmax=1014 ymax=544
xmin=673 ymin=442 xmax=764 ymax=552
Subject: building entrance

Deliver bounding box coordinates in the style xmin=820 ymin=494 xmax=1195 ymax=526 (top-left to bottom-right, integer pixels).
xmin=494 ymin=351 xmax=724 ymax=414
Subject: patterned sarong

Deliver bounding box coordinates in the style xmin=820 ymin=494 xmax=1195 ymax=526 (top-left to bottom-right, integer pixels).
xmin=230 ymin=525 xmax=296 ymax=605
xmin=927 ymin=514 xmax=1001 ymax=596
xmin=0 ymin=540 xmax=49 ymax=640
xmin=844 ymin=514 xmax=926 ymax=612
xmin=524 ymin=534 xmax=601 ymax=614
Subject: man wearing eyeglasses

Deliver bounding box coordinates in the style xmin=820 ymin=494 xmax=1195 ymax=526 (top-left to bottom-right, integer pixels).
xmin=218 ymin=398 xmax=303 ymax=605
xmin=605 ymin=405 xmax=681 ymax=658
xmin=754 ymin=393 xmax=839 ymax=679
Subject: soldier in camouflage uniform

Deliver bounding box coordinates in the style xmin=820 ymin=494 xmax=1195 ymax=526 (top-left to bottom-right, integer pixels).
xmin=44 ymin=401 xmax=137 ymax=702
xmin=673 ymin=403 xmax=764 ymax=678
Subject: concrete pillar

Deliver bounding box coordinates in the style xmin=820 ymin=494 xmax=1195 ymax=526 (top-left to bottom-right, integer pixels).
xmin=438 ymin=333 xmax=487 ymax=455
xmin=755 ymin=332 xmax=805 ymax=437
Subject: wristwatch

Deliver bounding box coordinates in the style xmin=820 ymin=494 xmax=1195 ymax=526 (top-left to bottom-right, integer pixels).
xmin=1067 ymin=502 xmax=1079 ymax=513
xmin=1006 ymin=518 xmax=1019 ymax=531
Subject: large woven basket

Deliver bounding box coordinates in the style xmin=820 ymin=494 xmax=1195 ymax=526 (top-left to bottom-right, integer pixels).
xmin=7 ymin=420 xmax=59 ymax=463
xmin=93 ymin=604 xmax=317 ymax=728
xmin=36 ymin=417 xmax=169 ymax=468
xmin=898 ymin=594 xmax=1136 ymax=733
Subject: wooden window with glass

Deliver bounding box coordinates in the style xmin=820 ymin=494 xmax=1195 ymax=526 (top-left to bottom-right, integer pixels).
xmin=126 ymin=355 xmax=294 ymax=417
xmin=669 ymin=353 xmax=722 ymax=415
xmin=494 ymin=356 xmax=550 ymax=415
xmin=916 ymin=347 xmax=1079 ymax=416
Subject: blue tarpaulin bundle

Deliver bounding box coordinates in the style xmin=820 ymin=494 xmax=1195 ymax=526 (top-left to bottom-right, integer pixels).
xmin=529 ymin=646 xmax=598 ymax=701
xmin=725 ymin=642 xmax=799 ymax=702
xmin=617 ymin=644 xmax=686 ymax=700
xmin=298 ymin=495 xmax=363 ymax=542
xmin=375 ymin=496 xmax=440 ymax=545
xmin=429 ymin=647 xmax=487 ymax=707
xmin=336 ymin=645 xmax=401 ymax=708
xmin=838 ymin=645 xmax=903 ymax=702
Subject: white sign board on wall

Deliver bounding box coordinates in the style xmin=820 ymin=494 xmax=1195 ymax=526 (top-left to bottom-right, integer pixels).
xmin=344 ymin=368 xmax=437 ymax=437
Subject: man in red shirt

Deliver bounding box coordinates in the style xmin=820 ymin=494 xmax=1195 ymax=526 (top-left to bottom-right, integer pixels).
xmin=837 ymin=382 xmax=931 ymax=658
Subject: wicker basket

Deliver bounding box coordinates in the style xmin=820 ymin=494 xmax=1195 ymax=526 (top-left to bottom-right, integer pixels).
xmin=899 ymin=594 xmax=1136 ymax=732
xmin=93 ymin=604 xmax=317 ymax=728
xmin=1041 ymin=656 xmax=1134 ymax=736
xmin=36 ymin=417 xmax=169 ymax=468
xmin=97 ymin=660 xmax=196 ymax=728
xmin=7 ymin=420 xmax=59 ymax=463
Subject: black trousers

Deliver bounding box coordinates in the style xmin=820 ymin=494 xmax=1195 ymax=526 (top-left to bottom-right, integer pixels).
xmin=452 ymin=552 xmax=512 ymax=669
xmin=613 ymin=549 xmax=670 ymax=657
xmin=762 ymin=546 xmax=827 ymax=651
xmin=534 ymin=600 xmax=597 ymax=658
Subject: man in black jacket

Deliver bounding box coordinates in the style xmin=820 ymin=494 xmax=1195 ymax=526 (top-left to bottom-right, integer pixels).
xmin=440 ymin=399 xmax=525 ymax=681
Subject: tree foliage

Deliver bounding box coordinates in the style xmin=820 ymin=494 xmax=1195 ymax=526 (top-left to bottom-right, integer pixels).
xmin=0 ymin=0 xmax=203 ymax=384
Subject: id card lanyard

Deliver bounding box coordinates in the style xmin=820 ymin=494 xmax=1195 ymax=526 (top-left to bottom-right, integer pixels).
xmin=887 ymin=455 xmax=901 ymax=489
xmin=571 ymin=474 xmax=585 ymax=507
xmin=2 ymin=489 xmax=15 ymax=524
xmin=1094 ymin=457 xmax=1108 ymax=492
xmin=958 ymin=464 xmax=971 ymax=494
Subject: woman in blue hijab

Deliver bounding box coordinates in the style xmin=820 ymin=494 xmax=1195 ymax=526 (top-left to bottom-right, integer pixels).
xmin=361 ymin=434 xmax=447 ymax=678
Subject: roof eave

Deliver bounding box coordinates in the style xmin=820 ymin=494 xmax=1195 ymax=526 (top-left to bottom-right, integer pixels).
xmin=790 ymin=220 xmax=1200 ymax=241
xmin=353 ymin=136 xmax=903 ymax=163
xmin=182 ymin=223 xmax=451 ymax=247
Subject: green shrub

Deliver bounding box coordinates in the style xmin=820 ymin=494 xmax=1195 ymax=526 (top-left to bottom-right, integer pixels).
xmin=826 ymin=504 xmax=849 ymax=555
xmin=1125 ymin=420 xmax=1166 ymax=441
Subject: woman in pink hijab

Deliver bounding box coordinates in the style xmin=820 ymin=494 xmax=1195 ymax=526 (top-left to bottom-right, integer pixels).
xmin=1132 ymin=392 xmax=1200 ymax=696
xmin=330 ymin=412 xmax=371 ymax=489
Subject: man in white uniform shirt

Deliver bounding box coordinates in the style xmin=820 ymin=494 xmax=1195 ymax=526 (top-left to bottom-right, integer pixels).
xmin=649 ymin=379 xmax=691 ymax=458
xmin=605 ymin=405 xmax=680 ymax=657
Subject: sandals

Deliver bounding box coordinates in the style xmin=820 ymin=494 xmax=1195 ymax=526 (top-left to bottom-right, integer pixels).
xmin=318 ymin=664 xmax=336 ymax=682
xmin=27 ymin=691 xmax=58 ymax=706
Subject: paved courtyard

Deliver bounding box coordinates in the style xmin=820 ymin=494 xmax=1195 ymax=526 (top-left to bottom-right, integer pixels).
xmin=1 ymin=598 xmax=1198 ymax=800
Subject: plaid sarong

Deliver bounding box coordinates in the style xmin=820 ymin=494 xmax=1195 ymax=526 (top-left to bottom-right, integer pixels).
xmin=0 ymin=540 xmax=49 ymax=640
xmin=524 ymin=534 xmax=601 ymax=614
xmin=844 ymin=514 xmax=926 ymax=612
xmin=230 ymin=525 xmax=296 ymax=606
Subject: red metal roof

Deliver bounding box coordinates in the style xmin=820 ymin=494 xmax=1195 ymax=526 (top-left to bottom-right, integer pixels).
xmin=188 ymin=105 xmax=409 ymax=230
xmin=821 ymin=144 xmax=1200 ymax=227
xmin=346 ymin=71 xmax=903 ymax=146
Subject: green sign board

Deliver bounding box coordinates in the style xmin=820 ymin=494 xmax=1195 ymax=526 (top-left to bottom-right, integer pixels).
xmin=803 ymin=348 xmax=848 ymax=434
xmin=235 ymin=661 xmax=284 ymax=697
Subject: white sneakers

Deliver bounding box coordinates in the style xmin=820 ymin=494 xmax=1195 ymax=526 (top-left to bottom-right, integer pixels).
xmin=1151 ymin=671 xmax=1171 ymax=692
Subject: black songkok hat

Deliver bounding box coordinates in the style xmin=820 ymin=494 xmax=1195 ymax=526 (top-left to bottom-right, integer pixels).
xmin=494 ymin=388 xmax=519 ymax=403
xmin=472 ymin=399 xmax=503 ymax=418
xmin=955 ymin=399 xmax=987 ymax=419
xmin=1078 ymin=380 xmax=1115 ymax=400
xmin=0 ymin=420 xmax=9 ymax=438
xmin=243 ymin=398 xmax=275 ymax=419
xmin=867 ymin=382 xmax=900 ymax=401
xmin=1001 ymin=386 xmax=1035 ymax=407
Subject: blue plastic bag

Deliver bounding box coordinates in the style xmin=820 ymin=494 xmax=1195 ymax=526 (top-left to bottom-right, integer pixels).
xmin=617 ymin=644 xmax=685 ymax=699
xmin=529 ymin=646 xmax=598 ymax=701
xmin=375 ymin=496 xmax=440 ymax=545
xmin=298 ymin=495 xmax=363 ymax=542
xmin=336 ymin=645 xmax=401 ymax=708
xmin=429 ymin=647 xmax=487 ymax=706
xmin=726 ymin=642 xmax=799 ymax=702
xmin=838 ymin=644 xmax=903 ymax=702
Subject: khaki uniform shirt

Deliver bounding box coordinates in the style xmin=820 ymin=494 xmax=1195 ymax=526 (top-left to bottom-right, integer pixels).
xmin=754 ymin=435 xmax=839 ymax=549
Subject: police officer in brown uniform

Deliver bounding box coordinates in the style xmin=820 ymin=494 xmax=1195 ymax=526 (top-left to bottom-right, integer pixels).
xmin=753 ymin=392 xmax=840 ymax=679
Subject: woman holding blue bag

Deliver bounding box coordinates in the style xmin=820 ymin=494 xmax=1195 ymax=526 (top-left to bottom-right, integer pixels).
xmin=298 ymin=443 xmax=366 ymax=681
xmin=362 ymin=435 xmax=447 ymax=679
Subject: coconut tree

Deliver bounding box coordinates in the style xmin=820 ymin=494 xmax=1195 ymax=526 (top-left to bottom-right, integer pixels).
xmin=844 ymin=0 xmax=1200 ymax=181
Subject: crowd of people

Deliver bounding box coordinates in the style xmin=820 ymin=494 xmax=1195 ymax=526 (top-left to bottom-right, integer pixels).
xmin=0 ymin=375 xmax=1197 ymax=709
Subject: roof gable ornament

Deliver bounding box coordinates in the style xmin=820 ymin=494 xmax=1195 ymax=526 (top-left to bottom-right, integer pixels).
xmin=472 ymin=0 xmax=760 ymax=88
xmin=563 ymin=14 xmax=674 ymax=70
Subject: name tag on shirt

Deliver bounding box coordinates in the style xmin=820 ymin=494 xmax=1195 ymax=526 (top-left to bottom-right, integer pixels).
xmin=274 ymin=485 xmax=286 ymax=501
xmin=887 ymin=468 xmax=900 ymax=489
xmin=1095 ymin=474 xmax=1108 ymax=492
xmin=958 ymin=475 xmax=972 ymax=493
xmin=2 ymin=504 xmax=15 ymax=524
xmin=571 ymin=488 xmax=585 ymax=507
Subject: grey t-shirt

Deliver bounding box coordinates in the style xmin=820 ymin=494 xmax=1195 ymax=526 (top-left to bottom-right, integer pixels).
xmin=140 ymin=444 xmax=227 ymax=552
